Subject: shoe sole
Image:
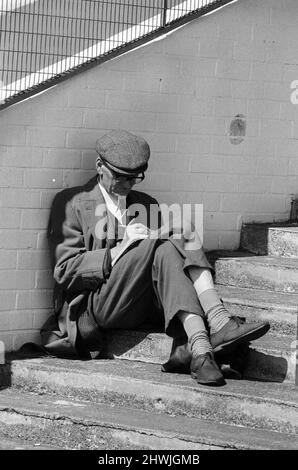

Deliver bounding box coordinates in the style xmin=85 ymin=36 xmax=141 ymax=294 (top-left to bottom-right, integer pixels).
xmin=191 ymin=371 xmax=226 ymax=386
xmin=213 ymin=323 xmax=270 ymax=357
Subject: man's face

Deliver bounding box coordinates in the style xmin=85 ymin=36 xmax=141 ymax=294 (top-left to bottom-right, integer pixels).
xmin=97 ymin=164 xmax=144 ymax=197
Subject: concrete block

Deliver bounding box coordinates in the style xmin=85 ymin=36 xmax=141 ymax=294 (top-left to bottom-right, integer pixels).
xmin=0 ymin=209 xmax=21 ymax=229
xmin=66 ymin=129 xmax=103 ymax=150
xmin=156 ymin=114 xmax=191 ymax=134
xmin=176 ymin=135 xmax=211 ymax=154
xmin=3 ymin=148 xmax=43 ymax=168
xmin=171 ymin=173 xmax=208 ymax=193
xmin=87 ymin=70 xmax=124 ymax=90
xmin=20 ymin=209 xmax=50 ymax=230
xmin=26 ymin=128 xmax=66 ymax=148
xmin=63 ymin=170 xmax=95 ymax=188
xmin=231 ymin=80 xmax=264 ymax=99
xmin=238 ymin=175 xmax=272 ymax=194
xmin=190 ymin=156 xmax=224 ymax=173
xmin=199 ymin=38 xmax=233 ymax=59
xmin=160 ymin=76 xmax=196 ymax=95
xmin=204 ymin=212 xmax=241 ymax=231
xmin=15 ymin=290 xmax=53 ymax=310
xmin=283 ymin=64 xmax=298 ymax=83
xmin=141 ymin=172 xmax=172 ymax=192
xmin=81 ymin=151 xmax=96 ymax=170
xmin=0 ymin=231 xmax=38 ymax=250
xmin=191 ymin=116 xmax=226 ymax=136
xmin=17 ymin=250 xmax=51 ymax=270
xmin=212 ymin=136 xmax=243 ymax=156
xmin=83 ymin=110 xmax=121 ymax=130
xmin=214 ymin=97 xmax=248 ymax=117
xmin=263 ymin=82 xmax=288 ymax=102
xmin=1 ymin=189 xmax=40 ymax=208
xmin=0 ymin=292 xmax=16 ymax=311
xmin=44 ymin=108 xmax=83 ymax=128
xmin=271 ymin=176 xmax=298 ymax=194
xmin=121 ymin=113 xmax=156 ymax=133
xmin=35 ymin=270 xmax=54 ymax=289
xmin=40 ymin=191 xmax=56 ymax=209
xmin=206 ymin=175 xmax=239 ymax=193
xmin=0 ymin=169 xmax=23 ymax=188
xmin=36 ymin=232 xmax=48 ymax=250
xmin=163 ymin=37 xmax=199 ymax=56
xmin=242 ymin=138 xmax=276 ymax=157
xmin=143 ymin=55 xmax=181 ymax=75
xmin=260 ymin=120 xmax=292 ymax=139
xmin=256 ymin=158 xmax=288 ymax=176
xmin=250 ymin=62 xmax=283 ymax=82
xmin=177 ymin=96 xmax=214 ymax=116
xmin=196 ymin=77 xmax=232 ymax=99
xmin=0 ymin=251 xmax=17 ymax=270
xmin=233 ymin=40 xmax=266 ymax=62
xmin=67 ymin=89 xmax=105 ymax=108
xmin=43 ymin=149 xmax=81 ymax=169
xmin=216 ymin=60 xmax=251 ymax=81
xmin=181 ymin=58 xmax=216 ymax=77
xmin=0 ymin=127 xmax=26 ymax=146
xmin=0 ymin=271 xmax=35 ymax=290
xmin=223 ymin=155 xmax=257 ymax=175
xmin=247 ymin=100 xmax=280 ymax=119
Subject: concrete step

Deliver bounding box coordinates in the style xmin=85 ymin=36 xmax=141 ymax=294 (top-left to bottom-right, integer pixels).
xmin=2 ymin=357 xmax=298 ymax=435
xmin=217 ymin=285 xmax=298 ymax=336
xmin=209 ymin=251 xmax=298 ymax=294
xmin=0 ymin=388 xmax=297 ymax=450
xmin=0 ymin=437 xmax=61 ymax=450
xmin=240 ymin=223 xmax=298 ymax=257
xmin=101 ymin=330 xmax=297 ymax=384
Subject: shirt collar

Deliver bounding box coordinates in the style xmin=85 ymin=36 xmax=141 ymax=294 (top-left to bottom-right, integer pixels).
xmin=98 ymin=181 xmax=127 ymax=223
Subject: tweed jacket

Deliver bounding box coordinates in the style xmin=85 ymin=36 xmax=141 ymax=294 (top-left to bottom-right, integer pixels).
xmin=41 ymin=175 xmax=160 ymax=357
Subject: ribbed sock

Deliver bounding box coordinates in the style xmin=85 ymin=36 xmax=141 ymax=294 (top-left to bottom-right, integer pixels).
xmin=177 ymin=312 xmax=213 ymax=357
xmin=189 ymin=330 xmax=213 ymax=357
xmin=198 ymin=288 xmax=231 ymax=335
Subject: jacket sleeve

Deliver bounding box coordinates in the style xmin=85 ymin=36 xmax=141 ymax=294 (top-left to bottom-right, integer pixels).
xmin=52 ymin=198 xmax=110 ymax=293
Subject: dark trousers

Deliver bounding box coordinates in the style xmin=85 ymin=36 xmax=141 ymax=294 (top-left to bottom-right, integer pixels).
xmin=77 ymin=238 xmax=212 ymax=349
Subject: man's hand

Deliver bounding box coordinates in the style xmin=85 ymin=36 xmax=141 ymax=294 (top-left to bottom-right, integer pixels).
xmin=110 ymin=218 xmax=149 ymax=262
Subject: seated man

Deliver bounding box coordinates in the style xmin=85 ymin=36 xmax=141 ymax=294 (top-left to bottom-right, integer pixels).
xmin=42 ymin=129 xmax=270 ymax=386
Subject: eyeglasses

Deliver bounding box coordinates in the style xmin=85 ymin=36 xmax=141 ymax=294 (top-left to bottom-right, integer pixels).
xmin=103 ymin=165 xmax=145 ymax=184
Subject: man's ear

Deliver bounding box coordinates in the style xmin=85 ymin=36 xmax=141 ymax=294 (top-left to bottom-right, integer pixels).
xmin=96 ymin=156 xmax=102 ymax=174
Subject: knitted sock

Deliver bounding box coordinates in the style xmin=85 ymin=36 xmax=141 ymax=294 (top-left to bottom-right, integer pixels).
xmin=189 ymin=330 xmax=213 ymax=357
xmin=177 ymin=312 xmax=213 ymax=357
xmin=198 ymin=288 xmax=231 ymax=335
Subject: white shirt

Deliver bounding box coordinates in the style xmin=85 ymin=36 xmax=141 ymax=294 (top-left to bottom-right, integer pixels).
xmin=98 ymin=181 xmax=128 ymax=225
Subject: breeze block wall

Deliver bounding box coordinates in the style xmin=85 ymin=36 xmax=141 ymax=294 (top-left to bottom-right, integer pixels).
xmin=1 ymin=0 xmax=298 ymax=350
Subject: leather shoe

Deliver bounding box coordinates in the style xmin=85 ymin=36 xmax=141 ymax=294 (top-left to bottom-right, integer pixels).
xmin=161 ymin=338 xmax=192 ymax=374
xmin=211 ymin=316 xmax=270 ymax=355
xmin=191 ymin=352 xmax=226 ymax=386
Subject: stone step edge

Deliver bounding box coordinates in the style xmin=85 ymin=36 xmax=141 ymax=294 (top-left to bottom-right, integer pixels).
xmin=213 ymin=254 xmax=298 ymax=269
xmin=3 ymin=357 xmax=298 ymax=436
xmin=217 ymin=285 xmax=298 ymax=312
xmin=0 ymin=389 xmax=297 ymax=450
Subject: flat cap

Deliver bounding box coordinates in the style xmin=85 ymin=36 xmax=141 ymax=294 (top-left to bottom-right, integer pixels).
xmin=96 ymin=129 xmax=150 ymax=175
